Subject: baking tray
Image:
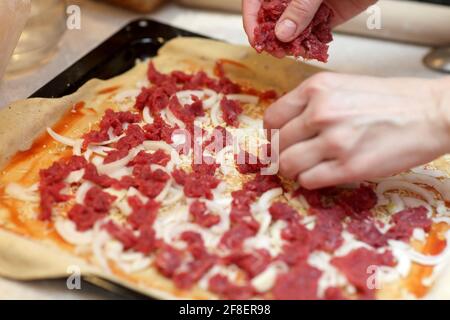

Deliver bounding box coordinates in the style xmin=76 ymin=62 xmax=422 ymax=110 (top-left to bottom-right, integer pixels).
xmin=29 ymin=19 xmax=208 ymax=299
xmin=31 ymin=19 xmax=205 ymax=98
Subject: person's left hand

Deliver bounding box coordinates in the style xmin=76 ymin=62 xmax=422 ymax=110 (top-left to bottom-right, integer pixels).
xmin=265 ymin=73 xmax=450 ymax=189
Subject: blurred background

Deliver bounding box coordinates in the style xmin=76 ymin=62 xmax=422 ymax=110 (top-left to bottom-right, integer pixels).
xmin=0 ymin=0 xmax=449 ymax=299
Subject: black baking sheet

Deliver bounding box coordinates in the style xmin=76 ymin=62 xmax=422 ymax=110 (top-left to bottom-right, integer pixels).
xmin=29 ymin=19 xmax=208 ymax=299
xmin=31 ymin=19 xmax=206 ymax=99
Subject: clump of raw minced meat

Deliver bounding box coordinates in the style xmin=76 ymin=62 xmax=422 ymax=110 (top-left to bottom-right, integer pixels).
xmin=253 ymin=0 xmax=334 ymax=62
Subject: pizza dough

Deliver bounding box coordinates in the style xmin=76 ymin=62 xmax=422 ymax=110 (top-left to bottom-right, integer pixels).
xmin=1 ymin=38 xmax=450 ymax=299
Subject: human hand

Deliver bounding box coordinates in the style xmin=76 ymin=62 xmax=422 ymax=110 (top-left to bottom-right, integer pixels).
xmin=243 ymin=0 xmax=377 ymax=44
xmin=265 ymin=73 xmax=450 ymax=189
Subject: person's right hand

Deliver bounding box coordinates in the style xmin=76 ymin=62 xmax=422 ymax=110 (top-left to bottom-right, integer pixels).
xmin=243 ymin=0 xmax=377 ymax=44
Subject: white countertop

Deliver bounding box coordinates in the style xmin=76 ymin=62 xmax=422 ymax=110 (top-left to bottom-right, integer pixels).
xmin=0 ymin=0 xmax=444 ymax=299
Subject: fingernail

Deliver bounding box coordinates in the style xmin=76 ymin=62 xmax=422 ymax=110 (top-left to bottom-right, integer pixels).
xmin=276 ymin=19 xmax=297 ymax=41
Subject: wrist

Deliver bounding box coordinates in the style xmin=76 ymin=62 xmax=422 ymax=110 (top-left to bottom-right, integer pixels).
xmin=435 ymin=77 xmax=450 ymax=153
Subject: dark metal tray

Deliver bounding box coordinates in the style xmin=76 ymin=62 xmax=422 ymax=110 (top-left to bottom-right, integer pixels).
xmin=31 ymin=19 xmax=205 ymax=98
xmin=30 ymin=19 xmax=207 ymax=299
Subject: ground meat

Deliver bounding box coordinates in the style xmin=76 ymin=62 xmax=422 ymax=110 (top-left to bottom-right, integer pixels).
xmin=385 ymin=206 xmax=432 ymax=242
xmin=128 ymin=149 xmax=171 ymax=167
xmin=337 ymin=186 xmax=378 ymax=217
xmin=347 ymin=219 xmax=388 ymax=248
xmin=104 ymin=221 xmax=157 ymax=255
xmin=209 ymin=274 xmax=255 ymax=300
xmin=235 ymin=150 xmax=268 ymax=174
xmin=230 ymin=189 xmax=260 ymax=231
xmin=243 ymin=174 xmax=282 ymax=196
xmin=168 ymin=95 xmax=205 ymax=127
xmin=224 ymin=249 xmax=272 ymax=278
xmin=272 ymin=262 xmax=322 ymax=299
xmin=173 ymin=232 xmax=216 ymax=289
xmin=310 ymin=208 xmax=344 ymax=252
xmin=143 ymin=114 xmax=178 ymax=144
xmin=103 ymin=124 xmax=146 ymax=164
xmin=253 ymin=1 xmax=333 ymax=62
xmin=189 ymin=200 xmax=221 ymax=228
xmin=278 ymin=240 xmax=311 ymax=266
xmin=331 ymin=248 xmax=396 ymax=299
xmin=127 ymin=196 xmax=160 ymax=230
xmin=39 ymin=156 xmax=87 ymax=221
xmin=68 ymin=187 xmax=116 ymax=231
xmin=82 ymin=109 xmax=141 ymax=148
xmin=269 ymin=202 xmax=299 ymax=222
xmin=220 ymin=96 xmax=243 ymax=127
xmin=220 ymin=224 xmax=257 ymax=250
xmin=155 ymin=244 xmax=184 ymax=278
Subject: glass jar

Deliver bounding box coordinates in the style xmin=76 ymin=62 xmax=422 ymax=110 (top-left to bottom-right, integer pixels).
xmin=0 ymin=0 xmax=31 ymax=81
xmin=7 ymin=0 xmax=66 ymax=74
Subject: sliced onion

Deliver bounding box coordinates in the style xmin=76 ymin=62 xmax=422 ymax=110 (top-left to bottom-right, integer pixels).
xmin=411 ymin=166 xmax=447 ymax=178
xmin=239 ymin=115 xmax=263 ymax=129
xmin=136 ymin=79 xmax=149 ymax=89
xmin=202 ymin=89 xmax=219 ymax=109
xmin=127 ymin=187 xmax=148 ymax=203
xmin=108 ymin=167 xmax=133 ymax=180
xmin=92 ymin=229 xmax=112 ymax=273
xmin=162 ymin=187 xmax=184 ymax=206
xmin=385 ymin=241 xmax=412 ymax=277
xmin=255 ymin=188 xmax=283 ymax=235
xmin=55 ymin=219 xmax=94 ymax=246
xmin=142 ymin=106 xmax=153 ymax=124
xmin=399 ymin=172 xmax=450 ymax=202
xmin=104 ymin=241 xmax=151 ymax=274
xmin=433 ymin=216 xmax=450 ymax=225
xmin=151 ymin=165 xmax=172 ymax=202
xmin=89 ymin=134 xmax=125 ymax=147
xmin=92 ymin=156 xmax=103 ymax=167
xmin=83 ymin=149 xmax=93 ymax=161
xmin=176 ymin=90 xmax=205 ymax=102
xmin=47 ymin=127 xmax=78 ymax=147
xmin=308 ymin=251 xmax=350 ymax=297
xmin=75 ymin=181 xmax=94 ymax=204
xmin=257 ymin=188 xmax=283 ymax=213
xmin=65 ymin=169 xmax=85 ymax=184
xmin=165 ymin=106 xmax=186 ymax=129
xmin=216 ymin=146 xmax=237 ymax=176
xmin=87 ymin=145 xmax=115 ymax=157
xmin=116 ymin=199 xmax=132 ymax=216
xmin=335 ymin=232 xmax=372 ymax=257
xmin=403 ymin=231 xmax=450 ymax=266
xmin=97 ymin=148 xmax=140 ymax=175
xmin=143 ymin=141 xmax=179 ymax=168
xmin=113 ymin=89 xmax=140 ymax=103
xmin=5 ymin=183 xmax=39 ymax=202
xmin=402 ymin=197 xmax=432 ymax=216
xmin=376 ymin=180 xmax=436 ymax=206
xmin=251 ymin=262 xmax=287 ymax=293
xmin=387 ymin=193 xmax=405 ymax=214
xmin=210 ymin=98 xmax=223 ymax=127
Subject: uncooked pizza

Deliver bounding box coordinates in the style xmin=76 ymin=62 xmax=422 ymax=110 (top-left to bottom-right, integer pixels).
xmin=1 ymin=38 xmax=450 ymax=300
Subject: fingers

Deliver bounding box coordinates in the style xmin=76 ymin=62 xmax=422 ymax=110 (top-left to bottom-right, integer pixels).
xmin=278 ymin=113 xmax=317 ymax=152
xmin=297 ymin=160 xmax=355 ymax=189
xmin=243 ymin=0 xmax=261 ymax=45
xmin=275 ymin=0 xmax=323 ymax=42
xmin=279 ymin=138 xmax=325 ymax=179
xmin=264 ymin=72 xmax=335 ymax=130
xmin=264 ymin=89 xmax=308 ymax=131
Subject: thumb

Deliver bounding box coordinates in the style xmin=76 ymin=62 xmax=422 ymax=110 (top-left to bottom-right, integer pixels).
xmin=275 ymin=0 xmax=323 ymax=43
